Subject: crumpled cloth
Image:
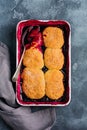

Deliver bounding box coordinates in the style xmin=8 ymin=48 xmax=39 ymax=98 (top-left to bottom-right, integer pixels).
xmin=0 ymin=41 xmax=56 ymax=130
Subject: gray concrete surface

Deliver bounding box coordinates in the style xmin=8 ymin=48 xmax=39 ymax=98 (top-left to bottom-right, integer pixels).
xmin=0 ymin=0 xmax=87 ymax=130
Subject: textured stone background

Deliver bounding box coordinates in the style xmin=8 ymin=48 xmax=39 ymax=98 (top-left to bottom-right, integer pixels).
xmin=0 ymin=0 xmax=87 ymax=130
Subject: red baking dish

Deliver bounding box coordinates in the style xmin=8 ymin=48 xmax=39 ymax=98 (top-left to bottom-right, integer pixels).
xmin=16 ymin=20 xmax=71 ymax=106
